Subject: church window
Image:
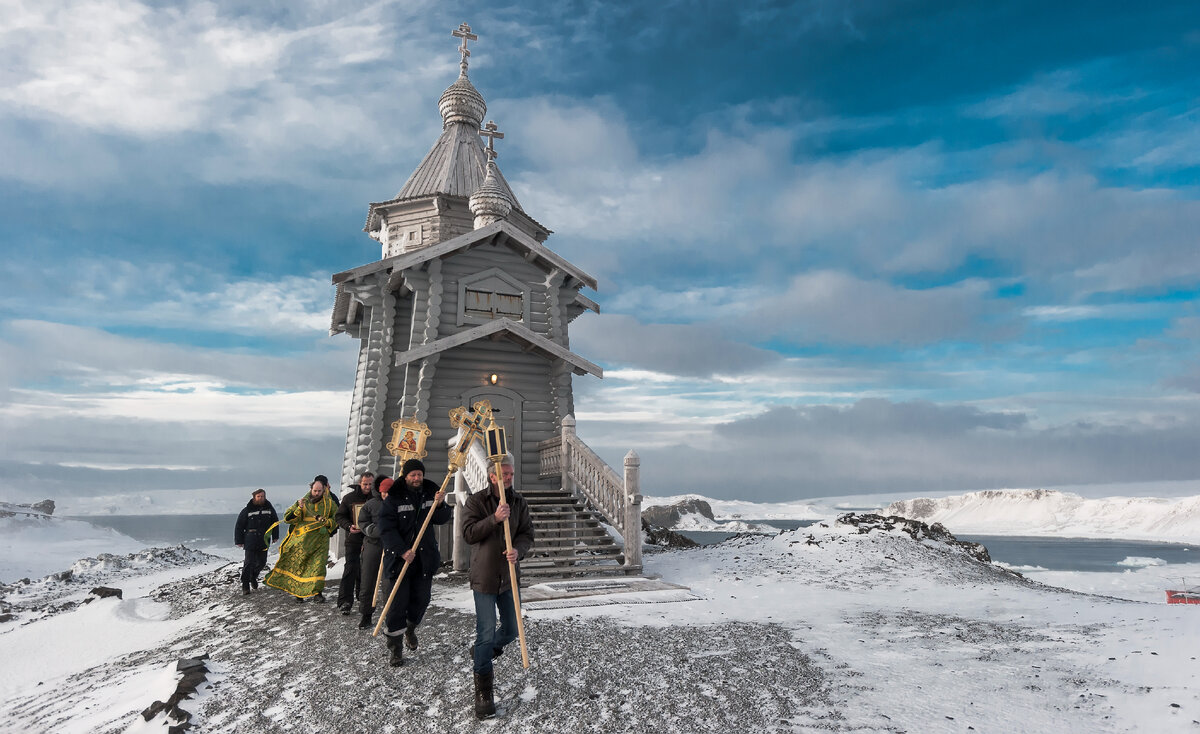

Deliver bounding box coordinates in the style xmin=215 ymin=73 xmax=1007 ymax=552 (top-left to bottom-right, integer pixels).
xmin=402 ymin=226 xmax=422 ymax=252
xmin=458 ymin=268 xmax=531 ymax=326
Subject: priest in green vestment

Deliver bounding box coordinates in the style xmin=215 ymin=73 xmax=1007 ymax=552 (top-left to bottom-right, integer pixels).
xmin=265 ymin=476 xmax=339 ymax=601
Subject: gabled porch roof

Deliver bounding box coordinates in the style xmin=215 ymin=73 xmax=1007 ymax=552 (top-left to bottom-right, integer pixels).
xmin=394 ymin=318 xmax=603 ymax=378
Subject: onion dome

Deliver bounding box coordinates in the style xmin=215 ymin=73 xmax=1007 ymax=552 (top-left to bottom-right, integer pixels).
xmin=470 ymin=159 xmax=513 ymax=228
xmin=439 ymin=72 xmax=486 ymax=128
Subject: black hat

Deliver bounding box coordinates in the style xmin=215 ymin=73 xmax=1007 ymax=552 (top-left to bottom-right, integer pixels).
xmin=400 ymin=459 xmax=426 ymax=478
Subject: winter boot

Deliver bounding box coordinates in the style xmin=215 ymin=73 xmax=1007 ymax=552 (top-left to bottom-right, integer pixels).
xmin=250 ymin=577 xmax=258 ymax=589
xmin=404 ymin=621 xmax=418 ymax=650
xmin=358 ymin=612 xmax=373 ymax=630
xmin=242 ymin=582 xmax=250 ymax=595
xmin=387 ymin=636 xmax=404 ymax=667
xmin=473 ymin=671 xmax=496 ymax=719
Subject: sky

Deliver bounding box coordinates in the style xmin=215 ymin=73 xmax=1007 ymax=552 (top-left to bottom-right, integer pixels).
xmin=1 ymin=0 xmax=1199 ymax=509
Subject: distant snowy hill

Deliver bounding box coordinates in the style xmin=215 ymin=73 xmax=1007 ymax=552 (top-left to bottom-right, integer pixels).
xmin=0 ymin=514 xmax=147 ymax=583
xmin=887 ymin=489 xmax=1200 ymax=543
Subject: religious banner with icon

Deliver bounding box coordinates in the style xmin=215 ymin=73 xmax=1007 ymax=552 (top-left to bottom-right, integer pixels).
xmin=387 ymin=417 xmax=431 ymax=462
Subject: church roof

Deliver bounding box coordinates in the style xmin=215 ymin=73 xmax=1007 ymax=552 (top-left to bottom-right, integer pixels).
xmin=390 ymin=120 xmax=524 ymax=206
xmin=394 ymin=318 xmax=603 ymax=378
xmin=334 ymin=219 xmax=597 ymax=290
xmin=329 ymin=220 xmax=598 ymax=335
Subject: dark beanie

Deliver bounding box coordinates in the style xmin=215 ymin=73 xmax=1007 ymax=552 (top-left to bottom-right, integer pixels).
xmin=400 ymin=459 xmax=426 ymax=479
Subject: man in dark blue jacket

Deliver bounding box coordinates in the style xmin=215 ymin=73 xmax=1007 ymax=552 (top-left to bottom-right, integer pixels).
xmin=378 ymin=459 xmax=451 ymax=666
xmin=234 ymin=488 xmax=279 ymax=595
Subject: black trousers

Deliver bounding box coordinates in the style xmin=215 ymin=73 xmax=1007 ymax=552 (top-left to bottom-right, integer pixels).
xmin=241 ymin=542 xmax=268 ymax=585
xmin=359 ymin=542 xmax=393 ymax=615
xmin=384 ymin=556 xmax=432 ymax=636
xmin=337 ymin=540 xmax=363 ymax=607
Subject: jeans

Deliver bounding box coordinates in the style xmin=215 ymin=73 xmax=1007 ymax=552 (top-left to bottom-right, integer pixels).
xmin=473 ymin=589 xmax=517 ymax=674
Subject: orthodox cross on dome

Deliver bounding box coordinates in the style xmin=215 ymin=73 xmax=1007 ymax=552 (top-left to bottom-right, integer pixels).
xmin=480 ymin=120 xmax=504 ymax=161
xmin=452 ymin=22 xmax=478 ymax=75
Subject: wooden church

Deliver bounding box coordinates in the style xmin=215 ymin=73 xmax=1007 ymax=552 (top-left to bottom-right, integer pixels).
xmin=328 ymin=24 xmax=641 ymax=576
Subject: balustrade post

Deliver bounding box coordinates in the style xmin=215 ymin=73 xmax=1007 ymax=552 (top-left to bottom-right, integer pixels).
xmin=623 ymin=450 xmax=642 ymax=569
xmin=452 ymin=471 xmax=468 ymax=571
xmin=561 ymin=415 xmax=576 ymax=497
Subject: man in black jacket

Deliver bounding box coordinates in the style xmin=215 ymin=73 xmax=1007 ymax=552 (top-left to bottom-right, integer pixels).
xmin=234 ymin=489 xmax=279 ymax=595
xmin=462 ymin=456 xmax=534 ymax=719
xmin=356 ymin=475 xmax=394 ymax=629
xmin=334 ymin=472 xmax=374 ymax=614
xmin=378 ymin=459 xmax=451 ymax=666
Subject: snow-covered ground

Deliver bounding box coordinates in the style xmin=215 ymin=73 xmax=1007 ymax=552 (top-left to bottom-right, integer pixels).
xmin=646 ymin=488 xmax=1200 ymax=544
xmin=2 ymin=512 xmax=1198 ymax=732
xmin=887 ymin=489 xmax=1200 ymax=543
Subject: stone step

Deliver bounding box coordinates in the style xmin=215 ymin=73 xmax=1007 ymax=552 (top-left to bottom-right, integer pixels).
xmin=528 ymin=544 xmax=623 ymax=557
xmin=530 ymin=510 xmax=595 ymax=522
xmin=534 ymin=527 xmax=611 ymax=537
xmin=520 ymin=563 xmax=642 ymax=579
xmin=524 ymin=550 xmax=625 ymax=565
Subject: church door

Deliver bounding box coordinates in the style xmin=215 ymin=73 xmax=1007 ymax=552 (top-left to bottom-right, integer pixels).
xmin=460 ymin=386 xmax=524 ymax=486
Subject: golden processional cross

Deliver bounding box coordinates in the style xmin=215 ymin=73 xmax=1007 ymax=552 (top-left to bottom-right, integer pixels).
xmin=373 ymin=401 xmax=497 ymax=637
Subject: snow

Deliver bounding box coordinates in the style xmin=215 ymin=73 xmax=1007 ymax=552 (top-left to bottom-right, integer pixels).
xmin=2 ymin=502 xmax=1199 ymax=731
xmin=0 ymin=514 xmax=149 ymax=583
xmin=887 ymin=489 xmax=1200 ymax=543
xmin=646 ymin=488 xmax=1200 ymax=544
xmin=644 ymin=492 xmax=826 ymax=521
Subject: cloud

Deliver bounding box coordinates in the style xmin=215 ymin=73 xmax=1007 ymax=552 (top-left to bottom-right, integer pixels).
xmin=612 ymin=398 xmax=1200 ymax=501
xmin=741 ymin=271 xmax=998 ymax=346
xmin=571 ymin=313 xmax=780 ymax=377
xmin=1 ymin=259 xmax=337 ymax=337
xmin=0 ymin=0 xmax=449 ymax=188
xmin=0 ymin=320 xmax=356 ymax=394
xmin=964 ymin=69 xmax=1133 ymax=119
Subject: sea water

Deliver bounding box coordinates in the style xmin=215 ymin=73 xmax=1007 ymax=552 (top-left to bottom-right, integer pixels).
xmin=69 ymin=514 xmax=242 ymax=551
xmin=75 ymin=514 xmax=1197 ymax=576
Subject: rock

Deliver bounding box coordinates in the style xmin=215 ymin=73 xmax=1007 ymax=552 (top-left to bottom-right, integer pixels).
xmin=642 ymin=518 xmax=699 ymax=548
xmin=90 ymin=586 xmax=123 ymax=600
xmin=835 ymin=512 xmax=993 ymax=564
xmin=642 ymin=498 xmax=715 ymax=529
xmin=31 ymin=500 xmax=55 ymax=516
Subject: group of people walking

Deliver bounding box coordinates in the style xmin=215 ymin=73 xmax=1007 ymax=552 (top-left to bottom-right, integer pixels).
xmin=232 ymin=457 xmax=534 ymax=719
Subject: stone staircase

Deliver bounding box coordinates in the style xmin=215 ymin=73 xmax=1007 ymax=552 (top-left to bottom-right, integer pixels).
xmin=520 ymin=486 xmax=638 ymax=578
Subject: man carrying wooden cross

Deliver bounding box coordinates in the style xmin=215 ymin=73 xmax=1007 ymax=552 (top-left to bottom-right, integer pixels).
xmin=462 ymin=455 xmax=534 ymax=719
xmin=377 ymin=459 xmax=451 ymax=666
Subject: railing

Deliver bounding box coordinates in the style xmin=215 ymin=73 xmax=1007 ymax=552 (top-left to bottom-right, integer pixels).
xmin=452 ymin=429 xmax=491 ymax=497
xmin=537 ymin=415 xmax=642 ymax=569
xmin=448 ymin=429 xmax=493 ymax=571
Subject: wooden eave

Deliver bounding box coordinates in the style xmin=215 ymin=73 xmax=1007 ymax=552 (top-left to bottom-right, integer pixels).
xmin=331 ymin=220 xmax=597 ymax=291
xmin=394 ymin=318 xmax=603 ymax=378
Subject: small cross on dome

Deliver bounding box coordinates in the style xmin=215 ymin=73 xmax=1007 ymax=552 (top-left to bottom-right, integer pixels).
xmin=480 ymin=120 xmax=504 ymax=160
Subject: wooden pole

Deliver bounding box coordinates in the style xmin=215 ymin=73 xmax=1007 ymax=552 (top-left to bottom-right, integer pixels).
xmin=491 ymin=456 xmax=531 ymax=669
xmin=372 ymin=469 xmax=457 ymax=637
xmin=370 ymin=548 xmax=387 ymax=608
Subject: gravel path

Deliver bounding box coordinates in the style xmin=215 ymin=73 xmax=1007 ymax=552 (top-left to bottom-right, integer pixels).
xmin=133 ymin=566 xmax=841 ymax=733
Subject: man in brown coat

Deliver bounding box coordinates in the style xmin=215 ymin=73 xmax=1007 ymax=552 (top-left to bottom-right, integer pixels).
xmin=462 ymin=456 xmax=534 ymax=719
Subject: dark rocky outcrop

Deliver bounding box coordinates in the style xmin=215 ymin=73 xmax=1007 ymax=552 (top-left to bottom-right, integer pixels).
xmin=642 ymin=518 xmax=699 ymax=548
xmin=90 ymin=586 xmax=123 ymax=600
xmin=642 ymin=498 xmax=715 ymax=529
xmin=836 ymin=512 xmax=992 ymax=564
xmin=141 ymin=654 xmax=209 ymax=733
